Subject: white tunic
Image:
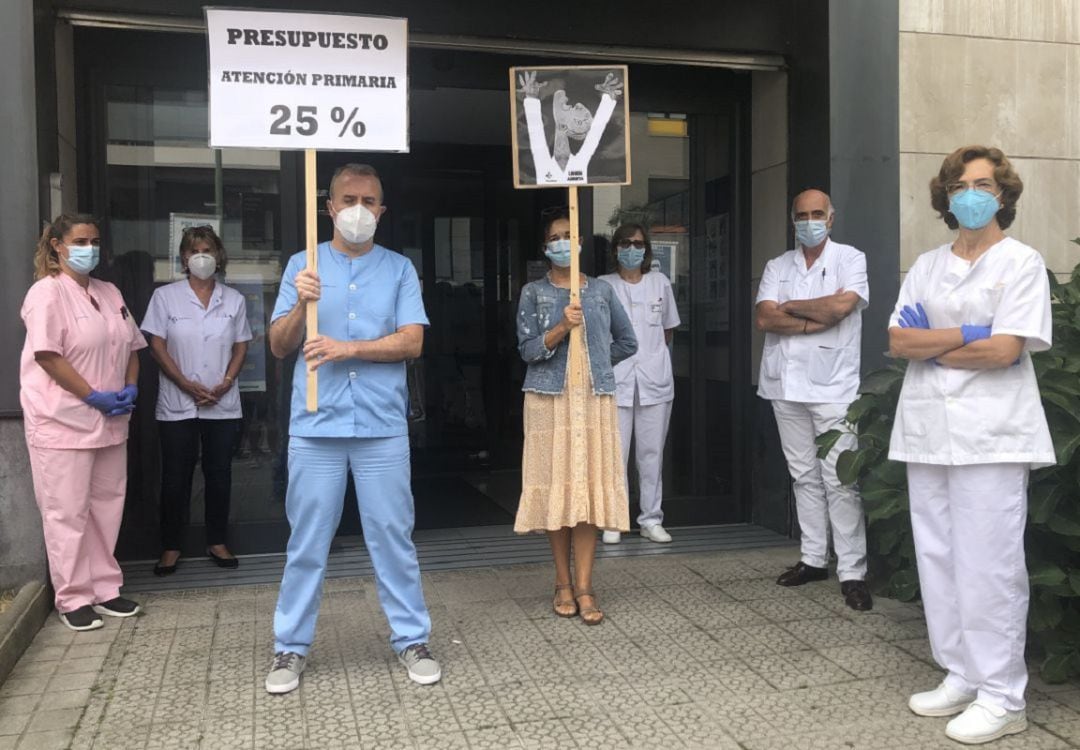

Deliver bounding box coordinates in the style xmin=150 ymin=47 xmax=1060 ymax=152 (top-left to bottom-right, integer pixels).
xmin=599 ymin=271 xmax=681 ymax=407
xmin=141 ymin=279 xmax=253 ymax=421
xmin=887 ymin=237 xmax=1055 ymax=468
xmin=756 ymin=239 xmax=869 ymax=404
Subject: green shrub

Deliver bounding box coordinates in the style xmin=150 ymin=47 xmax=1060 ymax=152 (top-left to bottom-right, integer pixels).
xmin=818 ymin=245 xmax=1080 ymax=682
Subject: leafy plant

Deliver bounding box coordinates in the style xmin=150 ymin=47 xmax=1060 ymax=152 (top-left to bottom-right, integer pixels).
xmin=818 ymin=247 xmax=1080 ymax=682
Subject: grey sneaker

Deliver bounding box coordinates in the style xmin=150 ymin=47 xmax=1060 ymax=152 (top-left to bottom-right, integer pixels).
xmin=265 ymin=651 xmax=306 ymax=694
xmin=398 ymin=643 xmax=441 ymax=685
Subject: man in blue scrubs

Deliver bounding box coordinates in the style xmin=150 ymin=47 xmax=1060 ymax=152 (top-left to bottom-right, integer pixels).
xmin=264 ymin=163 xmax=439 ymax=694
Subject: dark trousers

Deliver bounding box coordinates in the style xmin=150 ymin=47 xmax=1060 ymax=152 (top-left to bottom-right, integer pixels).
xmin=158 ymin=418 xmax=240 ymax=550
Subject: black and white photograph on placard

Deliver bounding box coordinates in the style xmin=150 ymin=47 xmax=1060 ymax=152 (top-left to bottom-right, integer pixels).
xmin=509 ymin=65 xmax=630 ymax=188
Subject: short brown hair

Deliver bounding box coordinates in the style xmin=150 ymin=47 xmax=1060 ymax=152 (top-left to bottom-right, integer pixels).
xmin=179 ymin=225 xmax=228 ymax=276
xmin=610 ymin=223 xmax=654 ymax=274
xmin=329 ymin=163 xmax=383 ymax=202
xmin=34 ymin=213 xmax=99 ymax=281
xmin=930 ymin=146 xmax=1023 ymax=230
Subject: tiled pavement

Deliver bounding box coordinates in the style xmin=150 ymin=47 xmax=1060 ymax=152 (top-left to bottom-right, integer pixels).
xmin=3 ymin=545 xmax=1080 ymax=749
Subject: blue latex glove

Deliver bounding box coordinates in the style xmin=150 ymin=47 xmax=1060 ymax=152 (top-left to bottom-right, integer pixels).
xmin=898 ymin=303 xmax=931 ymax=329
xmin=961 ymin=324 xmax=992 ymax=345
xmin=83 ymin=390 xmax=121 ymax=414
xmin=116 ymin=384 xmax=138 ymax=407
xmin=105 ymin=404 xmax=135 ymax=417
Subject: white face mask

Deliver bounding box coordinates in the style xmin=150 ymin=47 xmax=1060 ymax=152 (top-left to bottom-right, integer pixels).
xmin=334 ymin=204 xmax=378 ymax=245
xmin=187 ymin=253 xmax=217 ymax=280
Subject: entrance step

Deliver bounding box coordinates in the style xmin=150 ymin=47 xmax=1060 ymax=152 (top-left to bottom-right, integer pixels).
xmin=120 ymin=523 xmax=791 ymax=593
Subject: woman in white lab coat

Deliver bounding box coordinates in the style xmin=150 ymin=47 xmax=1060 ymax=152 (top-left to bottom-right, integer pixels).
xmin=888 ymin=146 xmax=1054 ymax=745
xmin=599 ymin=224 xmax=680 ymax=544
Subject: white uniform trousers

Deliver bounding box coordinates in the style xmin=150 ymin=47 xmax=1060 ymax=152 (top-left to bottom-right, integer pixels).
xmin=907 ymin=462 xmax=1030 ymax=711
xmin=772 ymin=399 xmax=867 ymax=580
xmin=617 ymin=386 xmax=673 ymax=528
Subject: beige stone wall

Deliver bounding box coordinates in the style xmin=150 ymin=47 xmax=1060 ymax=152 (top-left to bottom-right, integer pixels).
xmin=750 ymin=70 xmax=789 ymax=384
xmin=899 ymin=0 xmax=1080 ymax=275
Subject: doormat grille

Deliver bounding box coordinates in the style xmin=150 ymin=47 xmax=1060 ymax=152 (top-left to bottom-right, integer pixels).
xmin=120 ymin=523 xmax=791 ymax=593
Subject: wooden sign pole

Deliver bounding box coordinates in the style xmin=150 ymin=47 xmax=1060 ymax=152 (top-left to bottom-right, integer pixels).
xmin=304 ymin=148 xmax=319 ymax=412
xmin=567 ymin=186 xmax=584 ymax=380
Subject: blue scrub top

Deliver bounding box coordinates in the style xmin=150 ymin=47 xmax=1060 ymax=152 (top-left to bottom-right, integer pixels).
xmin=271 ymin=242 xmax=429 ymax=438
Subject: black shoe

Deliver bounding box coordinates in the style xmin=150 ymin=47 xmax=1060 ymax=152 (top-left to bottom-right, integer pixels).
xmin=58 ymin=605 xmax=104 ymax=631
xmin=841 ymin=580 xmax=873 ymax=611
xmin=776 ymin=561 xmax=829 ymax=587
xmin=93 ymin=597 xmax=141 ymax=617
xmin=153 ymin=554 xmax=180 ymax=576
xmin=207 ymin=548 xmax=240 ymax=569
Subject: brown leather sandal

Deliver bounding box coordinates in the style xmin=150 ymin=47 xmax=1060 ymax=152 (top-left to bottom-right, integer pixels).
xmin=574 ymin=589 xmax=604 ymax=626
xmin=553 ymin=584 xmax=578 ymax=618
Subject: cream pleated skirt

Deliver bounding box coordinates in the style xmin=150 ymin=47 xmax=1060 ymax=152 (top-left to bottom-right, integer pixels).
xmin=514 ymin=336 xmax=629 ymax=534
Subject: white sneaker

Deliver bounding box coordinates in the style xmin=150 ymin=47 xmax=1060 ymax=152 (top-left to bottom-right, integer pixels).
xmin=945 ymin=700 xmax=1027 ymax=744
xmin=640 ymin=524 xmax=672 ymax=543
xmin=908 ymin=681 xmax=976 ymax=717
xmin=602 ymin=531 xmax=621 ymax=544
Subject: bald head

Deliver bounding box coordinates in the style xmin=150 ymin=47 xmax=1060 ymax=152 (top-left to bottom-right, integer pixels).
xmin=791 ymin=189 xmax=835 ymax=221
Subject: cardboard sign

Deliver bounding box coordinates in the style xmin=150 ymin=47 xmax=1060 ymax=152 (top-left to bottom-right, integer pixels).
xmin=205 ymin=8 xmax=408 ymax=152
xmin=509 ymin=65 xmax=630 ymax=188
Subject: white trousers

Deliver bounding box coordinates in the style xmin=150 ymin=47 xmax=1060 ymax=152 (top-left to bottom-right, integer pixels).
xmin=772 ymin=399 xmax=867 ymax=580
xmin=907 ymin=462 xmax=1030 ymax=711
xmin=617 ymin=388 xmax=673 ymax=528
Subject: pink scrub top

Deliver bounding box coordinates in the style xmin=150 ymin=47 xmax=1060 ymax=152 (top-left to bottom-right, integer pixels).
xmin=19 ymin=273 xmax=148 ymax=449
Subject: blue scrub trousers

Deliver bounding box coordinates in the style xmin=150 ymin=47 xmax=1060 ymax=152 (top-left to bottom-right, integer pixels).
xmin=273 ymin=435 xmax=431 ymax=655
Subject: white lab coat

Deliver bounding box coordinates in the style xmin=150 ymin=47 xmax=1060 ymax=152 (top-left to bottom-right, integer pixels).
xmin=141 ymin=280 xmax=253 ymax=421
xmin=887 ymin=237 xmax=1055 ymax=468
xmin=756 ymin=239 xmax=869 ymax=404
xmin=524 ymin=94 xmax=616 ymax=186
xmin=601 ymin=271 xmax=680 ymax=528
xmin=890 ymin=236 xmax=1055 ymax=713
xmin=599 ymin=271 xmax=680 ymax=407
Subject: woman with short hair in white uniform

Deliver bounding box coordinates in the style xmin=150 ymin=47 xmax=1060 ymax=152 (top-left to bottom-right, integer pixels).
xmin=889 ymin=146 xmax=1054 ymax=745
xmin=141 ymin=226 xmax=252 ymax=575
xmin=599 ymin=223 xmax=680 ymax=544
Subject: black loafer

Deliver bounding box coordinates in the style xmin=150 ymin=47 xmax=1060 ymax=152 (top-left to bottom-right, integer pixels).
xmin=207 ymin=548 xmax=240 ymax=569
xmin=841 ymin=580 xmax=873 ymax=611
xmin=776 ymin=561 xmax=829 ymax=587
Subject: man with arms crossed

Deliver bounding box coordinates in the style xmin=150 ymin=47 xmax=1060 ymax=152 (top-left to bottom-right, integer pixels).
xmin=755 ymin=189 xmax=872 ymax=612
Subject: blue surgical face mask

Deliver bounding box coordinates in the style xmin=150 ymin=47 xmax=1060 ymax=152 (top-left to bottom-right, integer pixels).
xmin=544 ymin=239 xmax=575 ymax=268
xmin=617 ymin=247 xmax=645 ymax=270
xmin=64 ymin=244 xmax=100 ymax=275
xmin=949 ymin=189 xmax=1001 ymax=230
xmin=794 ymin=219 xmax=829 ymax=248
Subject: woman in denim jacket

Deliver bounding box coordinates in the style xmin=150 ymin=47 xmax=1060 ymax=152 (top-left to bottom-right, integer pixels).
xmin=514 ymin=209 xmax=637 ymax=625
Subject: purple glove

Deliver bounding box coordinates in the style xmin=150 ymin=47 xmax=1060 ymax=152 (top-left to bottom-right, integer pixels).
xmin=961 ymin=324 xmax=992 ymax=345
xmin=898 ymin=303 xmax=931 ymax=329
xmin=83 ymin=390 xmax=121 ymax=414
xmin=116 ymin=384 xmax=138 ymax=407
xmin=105 ymin=404 xmax=135 ymax=417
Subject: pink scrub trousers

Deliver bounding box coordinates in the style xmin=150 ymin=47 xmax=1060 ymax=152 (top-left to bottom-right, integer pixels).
xmin=27 ymin=442 xmax=127 ymax=613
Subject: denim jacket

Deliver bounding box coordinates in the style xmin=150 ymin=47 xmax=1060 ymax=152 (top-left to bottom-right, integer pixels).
xmin=517 ymin=275 xmax=637 ymax=395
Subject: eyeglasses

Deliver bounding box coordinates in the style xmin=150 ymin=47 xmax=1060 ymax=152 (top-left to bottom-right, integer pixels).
xmin=616 ymin=239 xmax=646 ymax=250
xmin=945 ymin=179 xmax=998 ymax=196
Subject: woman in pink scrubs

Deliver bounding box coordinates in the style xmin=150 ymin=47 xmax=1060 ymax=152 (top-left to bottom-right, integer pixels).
xmin=19 ymin=214 xmax=148 ymax=632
